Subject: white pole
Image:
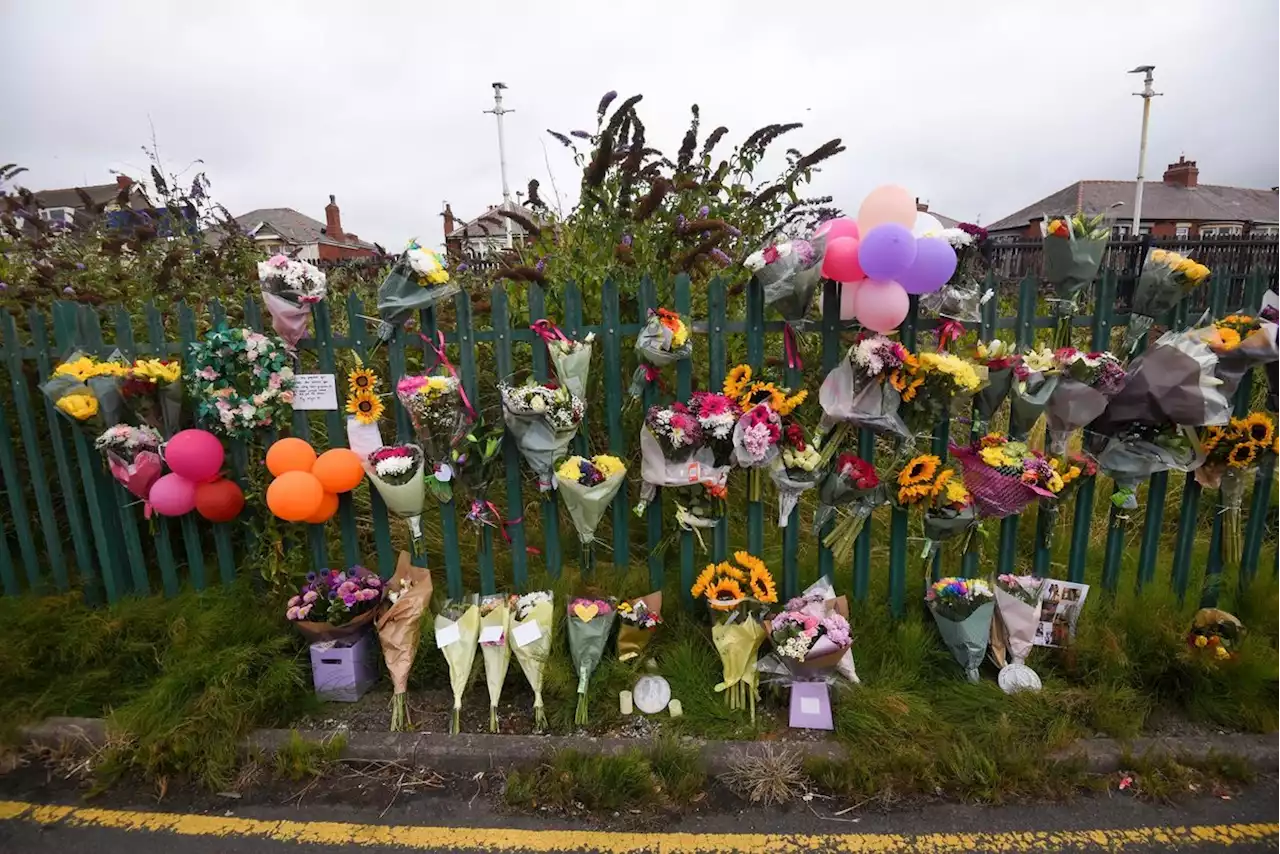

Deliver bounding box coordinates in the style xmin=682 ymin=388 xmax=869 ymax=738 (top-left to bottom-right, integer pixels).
xmin=486 ymin=82 xmax=515 ymax=249
xmin=1129 ymin=66 xmax=1161 ymax=235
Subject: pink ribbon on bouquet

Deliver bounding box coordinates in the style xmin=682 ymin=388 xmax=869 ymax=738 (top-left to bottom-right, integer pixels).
xmin=530 ymin=319 xmax=570 ymax=347
xmin=783 ymin=325 xmax=803 ymax=370
xmin=466 ymin=499 xmax=528 ymax=547
xmin=419 ymin=330 xmax=477 ymax=422
xmin=936 ymin=319 xmax=966 ymax=352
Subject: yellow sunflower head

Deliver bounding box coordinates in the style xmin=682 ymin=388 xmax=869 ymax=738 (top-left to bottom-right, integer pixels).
xmin=749 ymin=569 xmax=778 ymax=604
xmin=733 ymin=551 xmax=767 ymax=577
xmin=1226 ymin=442 xmax=1258 ymax=469
xmin=775 ymin=389 xmax=808 ymax=416
xmin=741 ymin=382 xmax=784 ymax=412
xmin=930 ymin=468 xmax=955 ymax=497
xmin=720 ymin=560 xmax=747 ymax=582
xmin=706 ymin=577 xmax=745 ymax=610
xmin=348 ymin=368 xmax=378 ymax=394
xmin=690 ymin=564 xmax=718 ymax=599
xmin=1239 ymin=412 xmax=1275 ymax=446
xmin=898 ymin=454 xmax=940 ymax=486
xmin=346 ymin=390 xmax=384 ymax=424
xmin=724 ymin=365 xmax=752 ymax=399
xmin=898 ymin=483 xmax=931 ymax=505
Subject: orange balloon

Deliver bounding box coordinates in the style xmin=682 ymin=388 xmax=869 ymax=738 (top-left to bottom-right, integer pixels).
xmin=266 ymin=437 xmax=317 ymax=478
xmin=305 ymin=491 xmax=339 ymax=524
xmin=311 ymin=448 xmax=364 ymax=494
xmin=266 ymin=470 xmax=325 ymax=522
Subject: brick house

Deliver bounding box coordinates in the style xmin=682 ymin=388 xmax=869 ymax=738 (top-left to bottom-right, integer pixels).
xmin=215 ymin=195 xmax=378 ymax=261
xmin=986 ymin=157 xmax=1279 ymax=240
xmin=442 ymin=200 xmax=542 ymax=258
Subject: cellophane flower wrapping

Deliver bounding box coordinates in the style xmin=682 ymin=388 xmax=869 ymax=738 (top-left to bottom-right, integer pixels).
xmin=993 ymin=575 xmax=1043 ymax=666
xmin=375 ymin=553 xmax=432 ymax=731
xmin=566 ymin=597 xmax=617 ymax=726
xmin=921 ymin=226 xmax=988 ymax=322
xmin=546 ymin=335 xmax=594 ymax=399
xmin=636 ymin=424 xmax=728 ymax=509
xmin=923 ymin=504 xmax=978 ymax=545
xmin=289 ymin=565 xmax=386 ymax=645
xmin=556 ymin=455 xmax=627 ymax=544
xmin=693 ymin=554 xmax=779 ymax=721
xmin=817 ymin=345 xmax=910 ymax=441
xmin=499 ymin=381 xmax=584 ymax=491
xmin=616 ymin=591 xmax=662 ymax=663
xmin=41 ymin=350 xmax=129 ymax=429
xmin=629 ymin=310 xmax=692 ymax=397
xmin=713 ymin=615 xmax=766 ymax=717
xmin=258 ymin=254 xmax=327 ymax=347
xmin=376 ymin=243 xmax=460 ymax=340
xmin=1042 ymin=214 xmax=1109 ymax=320
xmin=758 ymin=577 xmax=858 ymax=686
xmin=1044 ymin=349 xmax=1127 ymax=455
xmin=366 ymin=445 xmax=427 ymax=538
xmin=1010 ymin=371 xmax=1060 ymax=435
xmin=771 ymin=440 xmax=821 ymax=527
xmin=926 ymin=577 xmax=995 ymax=683
xmin=1091 ymin=331 xmax=1231 ymax=434
xmin=121 ymin=358 xmax=184 ymax=436
xmin=398 ymin=374 xmax=471 ymax=501
xmin=436 ymin=596 xmax=480 ymax=734
xmin=478 ymin=594 xmax=511 ymax=733
xmin=1127 ymin=249 xmax=1211 ymax=347
xmin=95 ymin=424 xmax=163 ymax=505
xmin=509 ymin=591 xmax=553 ymax=730
xmin=746 ymin=236 xmax=826 ymax=326
xmin=975 ymin=367 xmax=1013 ymax=422
xmin=1205 ymin=320 xmax=1280 ymax=401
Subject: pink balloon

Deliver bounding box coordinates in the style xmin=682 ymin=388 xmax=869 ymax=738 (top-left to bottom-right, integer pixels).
xmin=839 ymin=280 xmax=861 ymax=321
xmin=814 ymin=218 xmax=859 ymax=241
xmin=854 ymin=280 xmax=911 ymax=333
xmin=150 ymin=473 xmax=197 ymax=517
xmin=165 ymin=429 xmax=225 ymax=483
xmin=857 ymin=185 xmax=918 ymax=233
xmin=822 ymin=237 xmax=865 ymax=282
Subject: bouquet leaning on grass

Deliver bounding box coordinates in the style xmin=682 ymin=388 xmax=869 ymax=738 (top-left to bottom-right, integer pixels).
xmin=770 ymin=421 xmax=822 ymax=526
xmin=993 ymin=574 xmax=1044 ymax=692
xmin=566 ymin=597 xmax=617 ymax=726
xmin=630 ymin=308 xmax=692 ymax=397
xmin=366 ymin=445 xmax=427 ymax=540
xmin=815 ymin=336 xmax=910 ymax=453
xmin=1043 ymin=213 xmax=1110 ymax=346
xmin=763 ymin=584 xmax=854 ymax=683
xmin=1127 ymin=249 xmax=1210 ymax=352
xmin=926 ymin=576 xmax=995 ymax=683
xmin=257 ymin=253 xmax=327 ymax=348
xmin=556 ymin=454 xmax=627 ymax=545
xmin=1009 ymin=347 xmax=1060 ymax=435
xmin=616 ymin=592 xmax=663 ymax=663
xmin=376 ymin=553 xmax=432 ymax=731
xmin=500 ymin=380 xmax=584 ymax=491
xmin=435 ymin=595 xmax=480 ymax=734
xmin=816 ymin=453 xmax=884 ymax=566
xmin=531 ymin=320 xmax=594 ymax=399
xmin=691 ymin=552 xmax=778 ymax=721
xmin=1045 ymin=348 xmax=1127 ymax=455
xmin=509 ymin=591 xmax=553 ymax=730
xmin=397 ymin=374 xmax=472 ymax=501
xmin=478 ymin=594 xmax=511 ymax=733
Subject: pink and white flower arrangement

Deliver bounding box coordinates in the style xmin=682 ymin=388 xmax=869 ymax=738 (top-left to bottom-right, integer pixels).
xmin=734 ymin=403 xmax=782 ymax=466
xmin=851 ymin=334 xmax=908 ymax=379
xmin=286 ymin=566 xmax=383 ymax=625
xmin=688 ymin=392 xmax=738 ymax=466
xmin=644 ymin=401 xmax=704 ymax=459
xmin=257 ymin=254 xmax=327 ymax=303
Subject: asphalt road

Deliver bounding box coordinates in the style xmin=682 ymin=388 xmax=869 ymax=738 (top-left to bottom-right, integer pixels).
xmin=1 ymin=777 xmax=1277 ymax=854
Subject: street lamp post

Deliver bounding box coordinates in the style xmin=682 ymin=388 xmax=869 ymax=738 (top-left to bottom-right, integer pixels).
xmin=1128 ymin=66 xmax=1162 ymax=236
xmin=485 ymin=82 xmax=515 ymax=249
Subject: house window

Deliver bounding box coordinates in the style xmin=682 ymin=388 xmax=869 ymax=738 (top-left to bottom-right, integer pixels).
xmin=1251 ymin=225 xmax=1279 ymax=236
xmin=39 ymin=207 xmax=75 ymax=223
xmin=1201 ymin=224 xmax=1243 ymax=237
xmin=1175 ymin=223 xmax=1191 ymax=239
xmin=1112 ymin=224 xmax=1131 ymax=238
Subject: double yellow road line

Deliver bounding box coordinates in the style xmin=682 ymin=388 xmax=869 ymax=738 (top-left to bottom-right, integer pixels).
xmin=1 ymin=799 xmax=1275 ymax=852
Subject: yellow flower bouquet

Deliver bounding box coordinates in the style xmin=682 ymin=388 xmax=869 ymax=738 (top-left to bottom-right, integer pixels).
xmin=691 ymin=552 xmax=778 ymax=722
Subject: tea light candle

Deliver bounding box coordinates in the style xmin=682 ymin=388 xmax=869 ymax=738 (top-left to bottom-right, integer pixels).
xmin=619 ymin=690 xmax=633 ymax=715
xmin=668 ymin=699 xmax=683 ymax=718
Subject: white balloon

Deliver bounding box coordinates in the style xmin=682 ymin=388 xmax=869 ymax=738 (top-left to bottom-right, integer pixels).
xmin=912 ymin=211 xmax=944 ymax=238
xmin=838 ymin=280 xmax=861 ymax=321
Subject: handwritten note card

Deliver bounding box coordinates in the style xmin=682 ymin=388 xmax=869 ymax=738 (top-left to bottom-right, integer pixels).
xmin=292 ymin=374 xmax=338 ymax=411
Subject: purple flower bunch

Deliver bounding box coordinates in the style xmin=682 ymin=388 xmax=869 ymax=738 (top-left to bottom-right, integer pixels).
xmin=286 ymin=565 xmax=383 ymax=624
xmin=575 ymin=457 xmax=605 ymax=487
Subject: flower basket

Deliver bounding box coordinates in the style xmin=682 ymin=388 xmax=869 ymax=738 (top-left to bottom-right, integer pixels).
xmin=949 ymin=444 xmax=1055 ymax=519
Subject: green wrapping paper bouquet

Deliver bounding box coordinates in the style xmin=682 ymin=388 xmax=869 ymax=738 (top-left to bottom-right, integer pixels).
xmin=1009 ymin=347 xmax=1060 ymax=435
xmin=375 ymin=241 xmax=460 ymax=340
xmin=435 ymin=596 xmax=480 ymax=734
xmin=926 ymin=577 xmax=995 ymax=684
xmin=477 ymin=594 xmax=511 ymax=733
xmin=971 ymin=340 xmax=1016 ymax=425
xmin=1042 ymin=213 xmax=1110 ymax=347
xmin=566 ymin=596 xmax=617 ymax=726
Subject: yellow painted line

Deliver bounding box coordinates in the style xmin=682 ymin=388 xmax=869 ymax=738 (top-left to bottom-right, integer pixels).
xmin=0 ymin=800 xmax=1275 ymax=852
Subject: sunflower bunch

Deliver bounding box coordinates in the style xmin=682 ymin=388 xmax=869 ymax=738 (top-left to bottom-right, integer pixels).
xmin=691 ymin=550 xmax=778 ymax=613
xmin=345 ymin=363 xmax=385 ymax=425
xmin=52 ymin=354 xmax=130 ymax=381
xmin=1201 ymin=412 xmax=1276 ymax=470
xmin=1202 ymin=315 xmax=1261 ymax=352
xmin=894 ymin=454 xmax=963 ymax=507
xmin=722 ymin=364 xmax=807 ymax=415
xmin=692 ymin=551 xmax=777 ymax=720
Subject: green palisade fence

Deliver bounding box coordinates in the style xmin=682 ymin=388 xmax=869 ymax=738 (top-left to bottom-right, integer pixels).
xmin=0 ymin=261 xmax=1275 ymax=613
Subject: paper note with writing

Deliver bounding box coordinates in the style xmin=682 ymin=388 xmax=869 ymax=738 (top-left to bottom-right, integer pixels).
xmin=478 ymin=625 xmax=506 ymax=646
xmin=512 ymin=621 xmax=542 ymax=648
xmin=346 ymin=418 xmax=384 ymax=458
xmin=435 ymin=623 xmax=461 ymax=649
xmin=685 ymin=462 xmax=702 ymax=483
xmin=292 ymin=374 xmax=339 ymax=411
xmin=799 ymin=696 xmax=820 ymax=716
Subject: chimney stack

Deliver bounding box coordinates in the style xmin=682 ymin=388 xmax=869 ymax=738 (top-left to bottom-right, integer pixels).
xmin=442 ymin=202 xmax=456 ymax=241
xmin=324 ymin=194 xmax=345 ymax=242
xmin=1162 ymin=156 xmax=1199 ymax=188
xmin=116 ymin=175 xmax=134 ymax=190
xmin=915 ymin=198 xmax=929 ymax=213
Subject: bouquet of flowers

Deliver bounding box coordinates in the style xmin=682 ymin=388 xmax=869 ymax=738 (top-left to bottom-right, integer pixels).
xmin=509 ymin=591 xmax=553 ymax=730
xmin=771 ymin=421 xmax=822 ymax=526
xmin=992 ymin=574 xmax=1044 ymax=692
xmin=1127 ymin=249 xmax=1211 ymax=351
xmin=629 ymin=308 xmax=692 ymax=397
xmin=916 ymin=463 xmax=976 ymax=559
xmin=635 ymin=401 xmax=730 ymax=542
xmin=566 ymin=596 xmax=617 ymax=726
xmin=972 ymin=340 xmax=1017 ymax=422
xmin=815 ymin=336 xmax=911 ymax=450
xmin=926 ymin=576 xmax=995 ymax=683
xmin=1195 ymin=413 xmax=1275 ymax=565
xmin=723 ymin=364 xmax=807 ymax=416
xmin=745 ymin=236 xmax=826 ymax=367
xmin=499 ymin=380 xmax=584 ymax=491
xmin=1045 ymin=348 xmax=1127 ymax=455
xmin=257 ymin=253 xmax=327 ymax=347
xmin=616 ymin=592 xmax=663 ymax=662
xmin=454 ymin=416 xmax=507 ymax=534
xmin=376 ymin=240 xmax=460 ymax=339
xmin=1038 ymin=454 xmax=1097 ymax=550
xmin=435 ymin=595 xmax=480 ymax=734
xmin=921 ymin=224 xmax=989 ymax=322
xmin=1199 ymin=314 xmax=1280 ymax=401
xmin=366 ymin=445 xmax=426 ymax=540
xmin=892 ymin=351 xmax=984 ymax=438
xmin=375 ymin=552 xmax=432 ymax=730
xmin=690 ymin=552 xmax=778 ymax=721
xmin=478 ymin=593 xmax=511 ymax=732
xmin=41 ymin=350 xmax=129 ymax=428
xmin=94 ymin=424 xmax=163 ymax=509
xmin=687 ymin=392 xmax=739 ymax=467
xmin=531 ymin=320 xmax=594 ymax=399
xmin=765 ymin=592 xmax=852 ymax=676
xmin=286 ymin=565 xmax=384 ymax=644
xmin=1090 ymin=423 xmax=1201 ymax=510
xmin=732 ymin=403 xmax=783 ymax=501
xmin=1187 ymin=607 xmax=1243 ymax=663
xmin=1009 ymin=347 xmax=1060 ymax=435
xmin=1043 ymin=212 xmax=1110 ymax=345
xmin=121 ymin=358 xmax=183 ymax=436
xmin=816 ymin=453 xmax=884 ymax=566
xmin=398 ymin=374 xmax=472 ymax=501
xmin=950 ymin=435 xmax=1061 ymax=518
xmin=556 ymin=454 xmax=627 ymax=545
xmin=1095 ymin=330 xmax=1232 ymax=438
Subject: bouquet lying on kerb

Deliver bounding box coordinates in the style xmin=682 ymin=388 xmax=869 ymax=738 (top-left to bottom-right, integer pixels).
xmin=629 ymin=308 xmax=692 ymax=397
xmin=566 ymin=596 xmax=617 ymax=726
xmin=365 ymin=445 xmax=426 ymax=541
xmin=926 ymin=576 xmax=995 ymax=684
xmin=815 ymin=335 xmax=911 ymax=453
xmin=690 ymin=552 xmax=779 ymax=722
xmin=1042 ymin=212 xmax=1110 ymax=346
xmin=992 ymin=574 xmax=1044 ymax=693
xmin=1009 ymin=347 xmax=1059 ymax=435
xmin=375 ymin=553 xmax=432 ymax=731
xmin=531 ymin=319 xmax=594 ymax=399
xmin=509 ymin=591 xmax=554 ymax=730
xmin=435 ymin=595 xmax=480 ymax=734
xmin=1196 ymin=413 xmax=1276 ymax=568
xmin=1126 ymin=249 xmax=1210 ymax=353
xmin=758 ymin=576 xmax=859 ymax=687
xmin=616 ymin=592 xmax=663 ymax=663
xmin=478 ymin=593 xmax=511 ymax=733
xmin=375 ymin=241 xmax=459 ymax=339
xmin=257 ymin=253 xmax=327 ymax=348
xmin=499 ymin=379 xmax=584 ymax=491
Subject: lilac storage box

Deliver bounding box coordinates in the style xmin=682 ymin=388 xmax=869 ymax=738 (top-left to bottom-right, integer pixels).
xmin=309 ymin=632 xmax=376 ymax=702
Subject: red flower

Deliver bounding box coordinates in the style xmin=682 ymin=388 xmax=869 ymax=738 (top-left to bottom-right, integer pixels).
xmin=784 ymin=423 xmax=806 ymax=450
xmin=763 ymin=246 xmax=779 ymax=265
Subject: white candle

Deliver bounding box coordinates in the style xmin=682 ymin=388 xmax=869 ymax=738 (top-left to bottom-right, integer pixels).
xmin=668 ymin=699 xmax=683 ymax=718
xmin=619 ymin=690 xmax=633 ymax=715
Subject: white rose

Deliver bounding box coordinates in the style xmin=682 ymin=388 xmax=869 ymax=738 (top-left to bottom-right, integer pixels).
xmin=530 ymin=396 xmax=547 ymax=413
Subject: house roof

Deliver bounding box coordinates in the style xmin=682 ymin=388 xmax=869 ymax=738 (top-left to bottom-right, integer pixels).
xmin=224 ymin=207 xmax=376 ymax=250
xmin=987 ymin=180 xmax=1279 ymax=232
xmin=449 ymin=201 xmax=544 ymax=240
xmin=34 ymin=182 xmax=152 ymax=211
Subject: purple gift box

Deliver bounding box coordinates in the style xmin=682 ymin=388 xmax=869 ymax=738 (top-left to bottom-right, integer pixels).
xmin=788 ymin=681 xmax=834 ymax=730
xmin=309 ymin=632 xmax=377 ymax=702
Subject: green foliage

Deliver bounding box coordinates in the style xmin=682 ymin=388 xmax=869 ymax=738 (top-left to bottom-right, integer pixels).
xmin=272 ymin=730 xmax=347 ymax=782
xmin=504 ymin=739 xmax=704 ymax=813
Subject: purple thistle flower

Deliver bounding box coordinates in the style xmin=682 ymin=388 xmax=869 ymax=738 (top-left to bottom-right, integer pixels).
xmin=62 ymin=286 xmax=75 ymax=296
xmin=727 ymin=226 xmax=741 ymax=237
xmin=535 ymin=258 xmax=546 ymax=273
xmin=701 ymin=230 xmax=710 ymax=239
xmin=675 ymin=214 xmax=686 ymax=228
xmin=710 ymin=248 xmax=731 ymax=267
xmin=698 ymin=205 xmax=709 ymax=218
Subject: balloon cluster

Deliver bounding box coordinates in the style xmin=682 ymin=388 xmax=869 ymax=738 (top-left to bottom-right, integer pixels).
xmin=265 ymin=438 xmax=364 ymax=524
xmin=151 ymin=429 xmax=245 ymax=522
xmin=816 ymin=185 xmax=958 ymax=333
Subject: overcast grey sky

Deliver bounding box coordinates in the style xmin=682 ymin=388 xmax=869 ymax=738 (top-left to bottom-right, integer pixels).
xmin=2 ymin=1 xmax=1276 ymax=248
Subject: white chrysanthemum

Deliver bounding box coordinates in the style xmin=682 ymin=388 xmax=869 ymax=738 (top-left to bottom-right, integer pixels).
xmin=375 ymin=456 xmax=415 ymax=478
xmin=938 ymin=228 xmax=974 ymax=249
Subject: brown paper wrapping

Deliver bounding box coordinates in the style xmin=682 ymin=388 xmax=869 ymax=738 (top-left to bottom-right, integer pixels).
xmin=616 ymin=591 xmax=663 ymax=661
xmin=988 ymin=603 xmax=1010 ymax=668
xmin=294 ymin=606 xmax=379 ymax=645
xmin=374 ymin=551 xmax=433 ymax=694
xmin=765 ymin=595 xmax=850 ymax=672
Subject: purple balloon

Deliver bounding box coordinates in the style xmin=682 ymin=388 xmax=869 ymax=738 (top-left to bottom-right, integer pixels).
xmin=898 ymin=236 xmax=958 ymax=295
xmin=857 ymin=223 xmax=917 ymax=282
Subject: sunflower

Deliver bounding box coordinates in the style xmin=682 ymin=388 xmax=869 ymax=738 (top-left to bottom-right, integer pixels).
xmin=742 ymin=381 xmax=785 ymax=412
xmin=720 ymin=560 xmax=747 ymax=582
xmin=900 ymin=376 xmax=924 ymax=403
xmin=898 ymin=454 xmax=940 ymax=486
xmin=1200 ymin=425 xmax=1225 ymax=454
xmin=347 ymin=368 xmax=378 ymax=394
xmin=1214 ymin=327 xmax=1241 ymax=351
xmin=898 ymin=483 xmax=931 ymax=504
xmin=733 ymin=551 xmax=767 ymax=578
xmin=723 ymin=364 xmax=752 ymax=399
xmin=749 ymin=567 xmax=778 ymax=604
xmin=1239 ymin=412 xmax=1275 ymax=445
xmin=1227 ymin=442 xmax=1258 ymax=468
xmin=775 ymin=389 xmax=808 ymax=416
xmin=706 ymin=578 xmax=745 ymax=609
xmin=690 ymin=564 xmax=718 ymax=599
xmin=930 ymin=468 xmax=954 ymax=497
xmin=346 ymin=390 xmax=384 ymax=424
